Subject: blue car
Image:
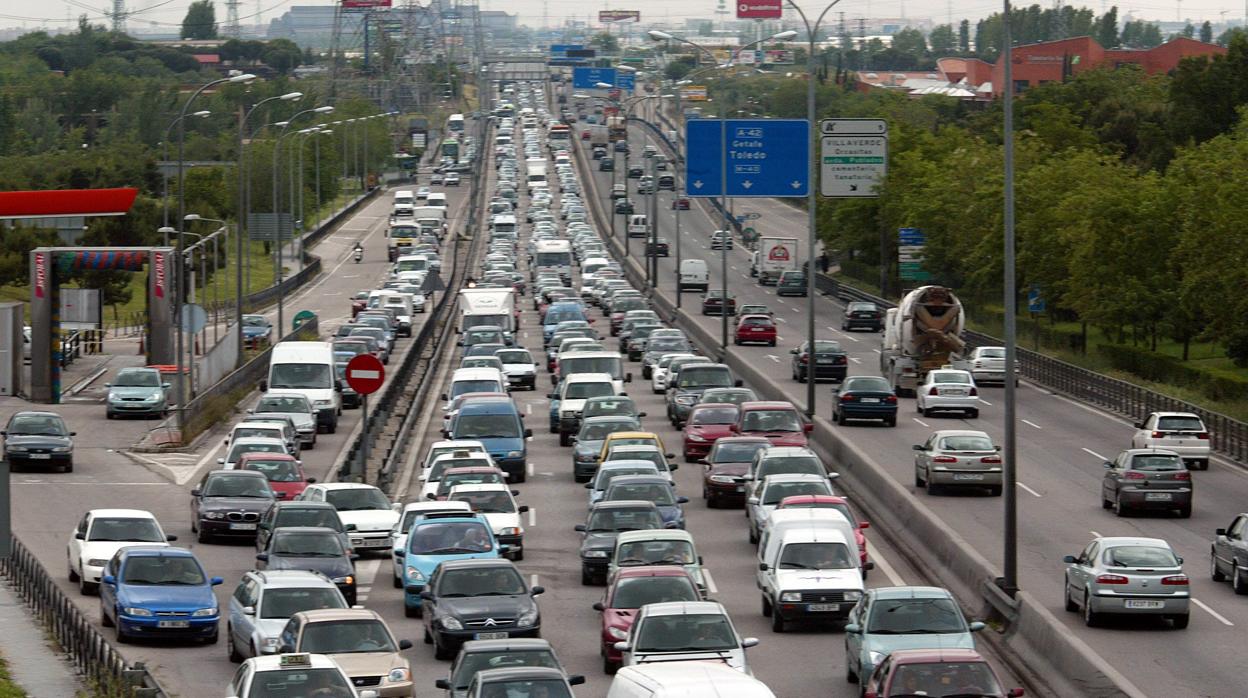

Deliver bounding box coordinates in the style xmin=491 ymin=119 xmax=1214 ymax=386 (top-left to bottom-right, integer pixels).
xmin=831 ymin=375 xmax=899 ymax=427
xmin=99 ymin=546 xmax=223 ymax=644
xmin=542 ymin=303 xmax=589 ymax=345
xmin=602 ymin=475 xmax=689 ymax=529
xmin=402 ymin=513 xmax=503 ymax=617
xmin=241 ymin=314 xmax=272 ymax=348
xmin=447 ymin=399 xmax=532 ymax=483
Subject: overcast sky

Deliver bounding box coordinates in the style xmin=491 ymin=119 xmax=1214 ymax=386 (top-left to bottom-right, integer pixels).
xmin=3 ymin=0 xmax=1242 ymax=35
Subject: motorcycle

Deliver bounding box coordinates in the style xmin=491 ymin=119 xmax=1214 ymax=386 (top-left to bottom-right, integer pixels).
xmin=353 ymin=247 xmax=363 ymax=264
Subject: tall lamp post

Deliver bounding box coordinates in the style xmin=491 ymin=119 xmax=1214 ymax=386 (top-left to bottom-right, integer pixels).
xmin=184 ymin=215 xmax=227 ymax=348
xmin=161 ymin=110 xmax=210 ymax=244
xmin=1001 ymin=0 xmax=1020 ymax=597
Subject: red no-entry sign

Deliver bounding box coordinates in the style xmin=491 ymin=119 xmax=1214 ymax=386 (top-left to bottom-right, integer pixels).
xmin=345 ymin=354 xmax=385 ymax=395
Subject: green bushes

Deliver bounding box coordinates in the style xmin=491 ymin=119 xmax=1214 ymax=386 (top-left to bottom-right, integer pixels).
xmin=1096 ymin=344 xmax=1248 ymax=402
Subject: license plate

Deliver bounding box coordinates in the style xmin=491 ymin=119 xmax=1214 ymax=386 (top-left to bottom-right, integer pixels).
xmin=736 ymin=486 xmax=745 ymax=493
xmin=942 ymin=389 xmax=967 ymax=396
xmin=816 ymin=358 xmax=833 ymax=364
xmin=807 ymin=604 xmax=839 ymax=612
xmin=1144 ymin=492 xmax=1172 ymax=501
xmin=860 ymin=398 xmax=880 ymax=403
xmin=29 ymin=453 xmax=50 ymax=460
xmin=1124 ymin=600 xmax=1164 ymax=609
xmin=229 ymin=523 xmax=257 ymax=531
xmin=157 ymin=620 xmax=190 ymax=628
xmin=354 ymin=538 xmax=389 ymax=547
xmin=475 ymin=632 xmax=508 ymax=640
xmin=953 ymin=473 xmax=985 ymax=480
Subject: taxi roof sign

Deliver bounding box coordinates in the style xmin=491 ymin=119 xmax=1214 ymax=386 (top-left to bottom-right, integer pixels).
xmin=279 ymin=653 xmax=313 ymax=667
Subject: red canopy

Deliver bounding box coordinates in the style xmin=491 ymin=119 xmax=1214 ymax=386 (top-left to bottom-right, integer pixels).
xmin=0 ymin=188 xmax=138 ymax=219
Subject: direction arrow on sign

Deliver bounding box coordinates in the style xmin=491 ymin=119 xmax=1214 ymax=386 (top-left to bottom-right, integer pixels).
xmin=820 ymin=135 xmax=888 ymax=198
xmin=345 ymin=353 xmax=385 ymax=395
xmin=684 ymin=119 xmax=810 ymax=198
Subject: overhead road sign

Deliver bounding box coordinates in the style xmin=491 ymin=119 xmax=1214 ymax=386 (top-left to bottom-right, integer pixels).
xmin=737 ymin=0 xmax=782 ymax=18
xmin=679 ymin=85 xmax=708 ymax=101
xmin=820 ymin=118 xmax=888 ymax=198
xmin=572 ymin=67 xmax=634 ymax=90
xmin=685 ymin=118 xmax=810 ymax=198
xmin=345 ymin=354 xmax=385 ymax=395
xmin=897 ymin=228 xmax=929 ymax=281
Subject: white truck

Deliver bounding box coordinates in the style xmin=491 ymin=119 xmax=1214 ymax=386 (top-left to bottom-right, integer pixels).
xmin=755 ymin=236 xmax=799 ymax=285
xmin=525 ymin=159 xmax=548 ymax=193
xmin=879 ymin=285 xmax=966 ymax=396
xmin=459 ymin=288 xmax=517 ymax=340
xmin=412 ymin=205 xmax=447 ymax=239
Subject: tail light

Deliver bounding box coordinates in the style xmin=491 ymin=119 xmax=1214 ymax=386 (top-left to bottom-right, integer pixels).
xmin=1095 ymin=574 xmax=1129 ymax=584
xmin=1197 ymin=432 xmax=1210 ymax=440
xmin=981 ymin=455 xmax=1002 ymax=464
xmin=1151 ymin=431 xmax=1164 ymax=438
xmin=835 ymin=356 xmax=847 ymax=365
xmin=969 ymin=387 xmax=978 ymax=396
xmin=1173 ymin=471 xmax=1191 ymax=480
xmin=799 ymin=354 xmax=809 ymax=364
xmin=1124 ymin=471 xmax=1147 ymax=479
xmin=884 ymin=396 xmax=898 ymax=404
xmin=840 ymin=394 xmax=855 ymax=402
xmin=1161 ymin=575 xmax=1189 ymax=586
xmin=928 ymin=387 xmax=939 ymax=395
xmin=932 ymin=455 xmax=958 ymax=463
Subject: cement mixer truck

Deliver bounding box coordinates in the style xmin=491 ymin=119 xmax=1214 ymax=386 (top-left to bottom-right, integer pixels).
xmin=879 ymin=285 xmax=966 ymax=396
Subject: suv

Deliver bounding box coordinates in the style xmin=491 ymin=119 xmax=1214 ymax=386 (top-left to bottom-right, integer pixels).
xmin=419 ymin=559 xmax=544 ymax=659
xmin=841 ymin=302 xmax=883 ymax=332
xmin=1131 ymin=412 xmax=1210 ymax=470
xmin=226 ymin=569 xmax=348 ymax=662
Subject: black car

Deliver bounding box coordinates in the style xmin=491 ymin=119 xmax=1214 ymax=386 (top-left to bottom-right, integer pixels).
xmin=437 ymin=638 xmax=568 ymax=697
xmin=791 ymin=339 xmax=849 ymax=383
xmin=666 ymin=363 xmax=741 ymax=427
xmin=255 ymin=526 xmax=359 ymax=604
xmin=832 ymin=375 xmax=898 ymax=426
xmin=627 ymin=166 xmax=644 ymax=179
xmin=657 ymin=175 xmax=675 ymax=190
xmin=575 ymin=501 xmax=665 ymax=585
xmin=614 ymin=199 xmax=634 ymax=215
xmin=599 ymin=158 xmax=615 ymax=171
xmin=421 ymin=559 xmax=543 ymax=660
xmin=701 ymin=290 xmax=737 ymax=316
xmin=2 ymin=411 xmax=75 ymax=472
xmin=613 ymin=141 xmax=629 ymax=153
xmin=592 ymin=147 xmax=607 ymax=160
xmin=191 ymin=470 xmax=277 ymax=543
xmin=256 ymin=501 xmax=352 ymax=553
xmin=842 ymin=301 xmax=883 ymax=332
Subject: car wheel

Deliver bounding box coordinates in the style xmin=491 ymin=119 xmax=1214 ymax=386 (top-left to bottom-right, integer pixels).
xmin=228 ymin=629 xmax=243 ymax=662
xmin=796 ymin=369 xmax=806 ymax=383
xmin=62 ymin=461 xmax=73 ymax=473
xmin=115 ymin=623 xmax=129 ymax=643
xmin=885 ymin=416 xmax=897 ymax=427
xmin=1102 ymin=495 xmax=1112 ymax=509
xmin=771 ymin=611 xmax=785 ymax=633
xmin=1177 ymin=505 xmax=1191 ymax=518
xmin=969 ymin=409 xmax=980 ymax=419
xmin=80 ymin=577 xmax=98 ymax=595
xmin=915 ymin=467 xmax=926 ymax=487
xmin=915 ymin=401 xmax=923 ymax=413
xmin=423 ymin=625 xmax=433 ymax=643
xmin=559 ymin=432 xmax=570 ymax=447
xmin=988 ymin=485 xmax=1003 ymax=496
xmin=197 ymin=528 xmax=213 ymax=544
xmin=68 ymin=561 xmax=80 ymax=583
xmin=404 ymin=603 xmax=420 ymax=618
xmin=1211 ymin=552 xmax=1227 ymax=582
xmin=581 ymin=569 xmax=593 ymax=586
xmin=761 ymin=595 xmax=772 ymax=617
xmin=769 ymin=340 xmax=776 ymax=347
xmin=1234 ymin=563 xmax=1248 ymax=595
xmin=101 ymin=607 xmax=114 ymax=627
xmin=604 ymin=656 xmax=619 ymax=674
xmin=1171 ymin=614 xmax=1190 ymax=629
xmin=1082 ymin=591 xmax=1100 ymax=627
xmin=513 ymin=549 xmax=524 ymax=561
xmin=1064 ymin=582 xmax=1078 ymax=612
xmin=748 ymin=524 xmax=758 ymax=544
xmin=831 ymin=411 xmax=840 ymax=424
xmin=106 ymin=412 xmax=114 ymax=420
xmin=1114 ymin=496 xmax=1127 ymax=517
xmin=846 ymin=657 xmax=859 ymax=683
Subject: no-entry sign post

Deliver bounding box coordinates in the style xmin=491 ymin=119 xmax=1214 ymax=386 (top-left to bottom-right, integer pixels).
xmin=345 ymin=353 xmax=385 ymax=480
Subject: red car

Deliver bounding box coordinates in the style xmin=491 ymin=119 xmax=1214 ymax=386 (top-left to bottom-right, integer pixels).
xmin=592 ymin=566 xmax=702 ymax=674
xmin=700 ymin=436 xmax=771 ymax=508
xmin=734 ymin=314 xmax=777 ymax=346
xmin=778 ymin=494 xmax=870 ymax=569
xmin=580 ymin=130 xmax=592 ymax=140
xmin=734 ymin=401 xmax=812 ymax=447
xmin=350 ymin=291 xmax=369 ymax=319
xmin=681 ymin=403 xmax=740 ymax=463
xmin=236 ymin=452 xmax=313 ymax=500
xmin=863 ymin=648 xmax=1023 ymax=698
xmin=671 ymin=197 xmax=690 ymax=210
xmin=432 ymin=466 xmax=509 ymax=500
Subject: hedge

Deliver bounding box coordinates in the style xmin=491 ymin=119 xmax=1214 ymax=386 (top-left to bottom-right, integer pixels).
xmin=1096 ymin=343 xmax=1248 ymax=402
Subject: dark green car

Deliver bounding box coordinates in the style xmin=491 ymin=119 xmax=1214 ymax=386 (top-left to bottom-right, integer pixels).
xmin=777 ymin=270 xmax=808 ymax=297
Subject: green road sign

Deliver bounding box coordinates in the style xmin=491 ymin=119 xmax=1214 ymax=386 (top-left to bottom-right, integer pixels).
xmin=293 ymin=310 xmax=316 ymax=331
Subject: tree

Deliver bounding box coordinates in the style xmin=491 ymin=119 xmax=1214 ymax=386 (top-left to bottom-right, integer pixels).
xmin=1095 ymin=6 xmax=1118 ymax=47
xmin=663 ymin=55 xmax=695 ymax=81
xmin=891 ymin=28 xmax=927 ymax=59
xmin=928 ymin=24 xmax=956 ymax=54
xmin=263 ymin=38 xmax=302 ymax=75
xmin=181 ymin=0 xmax=217 ymax=40
xmin=1200 ymin=21 xmax=1214 ymax=43
xmin=1182 ymin=24 xmax=1195 ymax=39
xmin=958 ymin=20 xmax=970 ymax=53
xmin=589 ymin=32 xmax=618 ymax=53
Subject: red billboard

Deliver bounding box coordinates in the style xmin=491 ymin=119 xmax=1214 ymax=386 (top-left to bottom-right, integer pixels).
xmin=599 ymin=9 xmax=640 ymax=22
xmin=736 ymin=0 xmax=782 ymax=19
xmin=342 ymin=0 xmax=392 ymax=8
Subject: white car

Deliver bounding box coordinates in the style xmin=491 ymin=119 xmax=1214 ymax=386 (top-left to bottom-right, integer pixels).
xmin=68 ymin=509 xmax=173 ymax=594
xmin=226 ymin=652 xmax=376 ymax=698
xmin=420 ymin=440 xmax=489 ymax=475
xmin=446 ymin=483 xmax=529 ymax=561
xmin=420 ymin=450 xmax=498 ymax=499
xmin=615 ymin=601 xmax=759 ymax=674
xmin=746 ymin=474 xmax=836 ymax=545
xmin=494 ymin=347 xmax=538 ymax=390
xmin=651 ymin=353 xmax=697 ymax=394
xmin=296 ymin=483 xmax=398 ymax=553
xmin=1131 ymin=412 xmax=1211 ymax=470
xmin=756 ymin=526 xmax=865 ymax=632
xmin=389 ymin=501 xmax=472 ymax=586
xmin=444 ymin=172 xmax=461 ymax=186
xmin=915 ymin=368 xmax=979 ymax=418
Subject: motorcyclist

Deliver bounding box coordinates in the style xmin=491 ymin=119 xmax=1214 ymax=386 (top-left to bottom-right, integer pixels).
xmin=353 ymin=242 xmax=363 ymax=263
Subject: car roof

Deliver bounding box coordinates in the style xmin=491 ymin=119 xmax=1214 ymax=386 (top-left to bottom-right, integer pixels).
xmin=238 ymin=452 xmax=299 ymax=462
xmin=583 ymin=415 xmax=640 ymax=424
xmin=740 ymin=401 xmax=797 ymax=411
xmin=760 ymin=446 xmax=816 ymax=456
xmin=474 ymin=666 xmax=567 ymax=683
xmin=272 ymin=526 xmax=340 ymax=537
xmin=607 ymin=474 xmax=670 ymax=486
xmin=606 ymin=431 xmax=660 ymax=440
xmin=869 ymin=585 xmax=955 ymax=600
xmin=294 ymin=608 xmax=384 ymax=623
xmin=207 ymin=469 xmax=268 ymax=479
xmin=608 ymin=444 xmax=662 ymax=453
xmin=1119 ymin=448 xmax=1182 ymax=458
xmin=613 ymin=566 xmax=695 ymax=581
xmin=87 ymin=508 xmax=158 ymax=519
xmin=459 ymin=638 xmax=554 ymax=653
xmin=447 ymin=483 xmax=511 ymax=494
xmin=930 ymin=430 xmax=993 ymax=439
xmin=779 ymin=494 xmax=847 ymax=505
xmin=452 ymin=367 xmax=506 ymax=380
xmin=591 ymin=499 xmax=659 ymax=511
xmin=777 ymin=527 xmax=851 ymax=546
xmin=637 ymin=600 xmax=724 ymax=617
xmin=1150 ymin=411 xmax=1201 ymax=418
xmin=762 ymin=473 xmax=829 ymax=485
xmin=564 ymin=372 xmax=615 ymax=383
xmin=248 ymin=570 xmax=338 ymax=588
xmin=273 ymin=501 xmax=335 ymax=510
xmin=437 ymin=557 xmax=518 ymax=572
xmin=248 ymin=652 xmax=341 ymax=672
xmin=120 ymin=546 xmax=195 ymax=558
xmin=617 ymin=529 xmax=693 ymax=543
xmin=1093 ymin=536 xmax=1172 ymax=548
xmin=458 ymin=401 xmax=520 ymax=415
xmin=313 ymin=482 xmax=382 ymax=491
xmin=401 ymin=501 xmax=473 ymax=514
xmin=887 ymin=648 xmax=988 ymax=664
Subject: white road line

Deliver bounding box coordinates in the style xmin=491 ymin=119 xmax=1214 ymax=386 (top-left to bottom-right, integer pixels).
xmin=531 ymin=574 xmax=540 ymax=589
xmin=872 ymin=348 xmax=882 ymax=354
xmin=913 ymin=418 xmax=930 ymax=427
xmin=827 ymin=326 xmax=837 ymax=331
xmin=1192 ymin=598 xmax=1234 ymax=626
xmin=702 ymin=568 xmax=719 ymax=594
xmin=871 ymin=549 xmax=906 ymax=586
xmin=528 ymin=507 xmax=536 ymax=527
xmin=1022 ymin=419 xmax=1042 ymax=429
xmin=766 ymin=355 xmax=780 ymax=363
xmin=775 ymin=317 xmax=787 ymax=323
xmin=1090 ymin=530 xmax=1103 ymax=538
xmin=14 ymin=481 xmax=170 ymax=486
xmin=527 ymin=461 xmax=535 ymax=477
xmin=355 ymin=559 xmax=382 ymax=588
xmin=978 ymin=398 xmax=993 ymax=406
xmin=849 ymin=357 xmax=862 ymax=364
xmin=526 ymin=403 xmax=533 ymax=415
xmin=1082 ymin=447 xmax=1108 ymax=461
xmin=791 ymin=307 xmax=800 ymax=313
xmin=841 ymin=334 xmax=860 ymax=343
xmin=1017 ymin=482 xmax=1043 ymax=497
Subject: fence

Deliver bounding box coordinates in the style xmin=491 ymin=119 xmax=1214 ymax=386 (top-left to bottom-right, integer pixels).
xmin=1 ymin=537 xmax=167 ymax=697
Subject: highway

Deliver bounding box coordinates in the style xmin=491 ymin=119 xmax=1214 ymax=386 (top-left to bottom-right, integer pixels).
xmin=574 ymin=104 xmax=1248 ymax=696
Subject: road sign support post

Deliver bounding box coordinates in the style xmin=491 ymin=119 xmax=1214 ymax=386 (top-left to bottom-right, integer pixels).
xmin=358 ymin=393 xmax=368 ymax=482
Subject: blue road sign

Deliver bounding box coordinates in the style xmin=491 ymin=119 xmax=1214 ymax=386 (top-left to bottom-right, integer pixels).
xmin=550 ymin=44 xmax=584 ymax=56
xmin=1028 ymin=286 xmax=1045 ymax=313
xmin=684 ymin=119 xmax=810 ymax=198
xmin=573 ymin=67 xmax=633 ymax=89
xmin=616 ymin=72 xmax=635 ymax=90
xmin=898 ymin=227 xmax=925 ymax=245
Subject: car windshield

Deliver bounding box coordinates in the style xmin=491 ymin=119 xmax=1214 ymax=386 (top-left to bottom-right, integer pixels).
xmin=88 ymin=518 xmax=163 ymax=542
xmin=648 ymin=339 xmax=690 ymax=353
xmin=466 ymin=330 xmax=503 ymax=345
xmin=243 ymin=316 xmax=270 ymax=328
xmin=607 ymin=451 xmax=666 ymax=471
xmin=635 ymin=613 xmax=735 ymax=652
xmin=580 ymin=421 xmax=636 ymax=441
xmin=462 ymin=358 xmax=503 ymax=370
xmin=763 ymin=481 xmax=830 ymax=505
xmin=978 ymin=347 xmax=1006 ymax=358
xmin=612 ymin=576 xmax=699 ymax=610
xmin=594 ymin=467 xmax=656 ymax=490
xmin=939 ymin=436 xmax=995 ymax=451
xmin=560 ymin=357 xmax=623 ymax=379
xmin=848 ymin=303 xmax=876 ymax=313
xmin=451 ymin=650 xmax=561 ymax=689
xmin=232 ymin=427 xmax=283 ymax=442
xmin=437 ymin=567 xmax=527 ymax=596
xmin=887 ymin=662 xmax=1003 ymax=697
xmin=712 ymin=442 xmax=769 ymax=463
xmin=565 ymin=382 xmax=614 ymax=400
xmin=428 ymin=458 xmax=491 ymax=481
xmin=270 ymin=364 xmax=333 ymax=390
xmin=867 ymin=597 xmax=967 ymax=633
xmin=113 ymin=371 xmax=161 ymax=387
xmin=244 ymin=459 xmax=302 ymax=482
xmin=1104 ymin=545 xmax=1179 ymax=568
xmin=272 ymin=532 xmax=343 ymax=557
xmin=496 ymin=350 xmax=532 ymax=364
xmin=1128 ymin=454 xmax=1185 ymax=471
xmin=844 ymin=377 xmax=892 ymax=392
xmin=741 ymin=317 xmax=773 ymax=328
xmin=247 ymin=668 xmax=355 ymax=697
xmin=607 ymin=483 xmax=674 ymax=506
xmin=452 ymin=380 xmax=503 ymax=398
xmin=474 ymin=679 xmax=572 ymax=698
xmin=1156 ymin=416 xmax=1204 ymax=431
xmin=691 ymin=407 xmax=738 ymax=425
xmin=742 ymin=410 xmax=802 ymax=432
xmin=545 ymin=307 xmax=586 ymax=324
xmin=277 ymin=509 xmax=341 ymax=531
xmin=455 ymin=414 xmax=522 ymax=439
xmin=409 ymin=521 xmax=494 ymax=554
xmin=759 ymin=456 xmax=822 ymax=477
xmin=614 ymin=299 xmax=645 ymax=312
xmin=702 ymin=389 xmax=756 ymax=406
xmin=257 ymin=396 xmax=312 ymax=413
xmin=616 ymin=540 xmax=694 ymax=566
xmin=259 ymin=588 xmax=346 ymax=619
xmin=779 ymin=542 xmax=854 ymax=570
xmin=450 ymin=490 xmax=515 ymax=513
xmin=300 ymin=619 xmax=396 ymax=654
xmin=677 ymin=367 xmax=732 ymax=389
xmin=439 ymin=473 xmax=504 ymax=493
xmin=121 ymin=556 xmax=205 ymax=585
xmin=204 ymin=475 xmax=272 ymax=498
xmin=325 ymin=488 xmax=389 ymax=511
xmin=7 ymin=414 xmax=68 ymax=435
xmin=586 ymin=508 xmax=661 ymax=533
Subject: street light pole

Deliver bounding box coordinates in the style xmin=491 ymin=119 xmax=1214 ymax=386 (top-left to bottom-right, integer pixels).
xmin=162 ymin=110 xmax=210 ymax=245
xmin=1001 ymin=0 xmax=1020 ymax=597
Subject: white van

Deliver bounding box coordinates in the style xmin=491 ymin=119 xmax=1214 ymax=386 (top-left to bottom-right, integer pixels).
xmin=678 ymin=259 xmax=709 ymax=292
xmin=393 ymin=190 xmax=414 ymax=208
xmin=607 ymin=662 xmax=776 ymax=698
xmin=442 ymin=367 xmax=507 ymax=409
xmin=263 ymin=341 xmax=340 ymax=433
xmin=759 ymin=509 xmax=862 ymax=573
xmin=490 ymin=214 xmax=518 ymax=235
xmin=627 ymin=214 xmax=648 ymax=239
xmin=427 ymin=192 xmax=448 ymax=210
xmin=756 ymin=526 xmax=866 ymax=630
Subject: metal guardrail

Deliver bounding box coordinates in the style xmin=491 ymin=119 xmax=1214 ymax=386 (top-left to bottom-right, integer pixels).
xmin=1 ymin=536 xmax=166 ymax=697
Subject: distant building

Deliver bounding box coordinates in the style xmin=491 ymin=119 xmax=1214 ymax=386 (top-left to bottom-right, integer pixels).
xmin=268 ymin=6 xmax=363 ymax=49
xmin=480 ymin=11 xmax=517 ymax=32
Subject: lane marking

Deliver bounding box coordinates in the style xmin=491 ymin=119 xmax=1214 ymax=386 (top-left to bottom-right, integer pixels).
xmin=850 ymin=357 xmax=862 ymax=364
xmin=1192 ymin=598 xmax=1234 ymax=626
xmin=531 ymin=574 xmax=540 ymax=589
xmin=1089 ymin=530 xmax=1103 ymax=538
xmin=873 ymin=348 xmax=882 ymax=354
xmin=1022 ymin=419 xmax=1042 ymax=429
xmin=913 ymin=418 xmax=930 ymax=427
xmin=1017 ymin=482 xmax=1042 ymax=497
xmin=775 ymin=317 xmax=787 ymax=323
xmin=766 ymin=355 xmax=780 ymax=363
xmin=527 ymin=461 xmax=535 ymax=478
xmin=978 ymin=398 xmax=993 ymax=406
xmin=702 ymin=568 xmax=718 ymax=594
xmin=1082 ymin=447 xmax=1108 ymax=461
xmin=526 ymin=403 xmax=533 ymax=415
xmin=871 ymin=548 xmax=905 ymax=586
xmin=528 ymin=507 xmax=536 ymax=527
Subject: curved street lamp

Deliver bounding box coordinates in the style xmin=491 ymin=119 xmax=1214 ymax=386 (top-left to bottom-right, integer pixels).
xmin=272 ymin=105 xmax=334 ymax=333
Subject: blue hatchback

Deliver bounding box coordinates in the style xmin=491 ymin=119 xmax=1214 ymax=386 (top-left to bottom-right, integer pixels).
xmin=402 ymin=514 xmax=503 ymax=616
xmin=448 ymin=399 xmax=532 ymax=483
xmin=99 ymin=546 xmax=223 ymax=644
xmin=542 ymin=303 xmax=589 ymax=345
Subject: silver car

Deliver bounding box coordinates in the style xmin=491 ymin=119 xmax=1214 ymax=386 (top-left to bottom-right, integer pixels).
xmin=226 ymin=569 xmax=348 ymax=660
xmin=1062 ymin=536 xmax=1190 ymax=628
xmin=105 ymin=367 xmax=169 ymax=419
xmin=746 ymin=474 xmax=836 ymax=544
xmin=913 ymin=430 xmax=1003 ymax=496
xmin=249 ymin=393 xmax=317 ymax=449
xmin=1131 ymin=412 xmax=1211 ymax=470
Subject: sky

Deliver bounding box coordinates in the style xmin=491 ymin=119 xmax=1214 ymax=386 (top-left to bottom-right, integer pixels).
xmin=2 ymin=0 xmax=1244 ymax=34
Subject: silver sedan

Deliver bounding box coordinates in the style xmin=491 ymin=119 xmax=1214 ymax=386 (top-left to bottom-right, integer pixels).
xmin=1062 ymin=536 xmax=1190 ymax=628
xmin=913 ymin=430 xmax=1003 ymax=496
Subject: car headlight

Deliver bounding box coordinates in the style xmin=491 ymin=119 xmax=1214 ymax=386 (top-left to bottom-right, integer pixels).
xmin=517 ymin=608 xmax=539 ymax=626
xmin=575 ymin=453 xmax=595 ymax=463
xmin=144 ymin=394 xmax=161 ymax=402
xmin=687 ymin=434 xmax=706 ymax=442
xmin=607 ymin=626 xmax=629 ymax=640
xmin=332 ymin=576 xmax=355 ymax=585
xmin=867 ymin=651 xmax=886 ymax=666
xmin=86 ymin=558 xmax=109 ymax=567
xmin=709 ymin=475 xmax=736 ymax=484
xmin=192 ymin=607 xmax=217 ymax=617
xmin=6 ymin=446 xmax=26 ymax=453
xmin=507 ymin=451 xmax=522 ymax=458
xmin=123 ymin=607 xmax=153 ymax=617
xmin=405 ymin=567 xmax=425 ymax=582
xmin=108 ymin=393 xmax=119 ymax=401
xmin=387 ymin=667 xmax=411 ymax=683
xmin=779 ymin=592 xmax=802 ymax=603
xmin=561 ymin=411 xmax=579 ymax=418
xmin=675 ymin=395 xmax=697 ymax=405
xmin=53 ymin=446 xmax=72 ymax=453
xmin=204 ymin=512 xmax=226 ymax=520
xmin=314 ymin=399 xmax=333 ymax=408
xmin=843 ymin=591 xmax=862 ymax=601
xmin=583 ymin=550 xmax=608 ymax=558
xmin=499 ymin=527 xmax=522 ymax=536
xmin=439 ymin=616 xmax=463 ymax=631
xmin=261 ymin=637 xmax=280 ymax=649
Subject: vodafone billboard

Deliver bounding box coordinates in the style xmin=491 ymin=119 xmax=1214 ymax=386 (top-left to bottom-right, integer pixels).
xmin=737 ymin=0 xmax=782 ymax=19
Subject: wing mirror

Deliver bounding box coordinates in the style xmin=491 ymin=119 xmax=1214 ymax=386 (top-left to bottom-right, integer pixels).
xmin=166 ymin=534 xmax=178 ymax=542
xmin=592 ymin=602 xmax=605 ymax=611
xmin=741 ymin=637 xmax=760 ymax=649
xmin=74 ymin=531 xmax=85 ymax=540
xmin=256 ymin=553 xmax=270 ymax=562
xmin=1062 ymin=555 xmax=1078 ymax=564
xmin=574 ymin=524 xmax=587 ymax=532
xmin=969 ymin=621 xmax=986 ymax=632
